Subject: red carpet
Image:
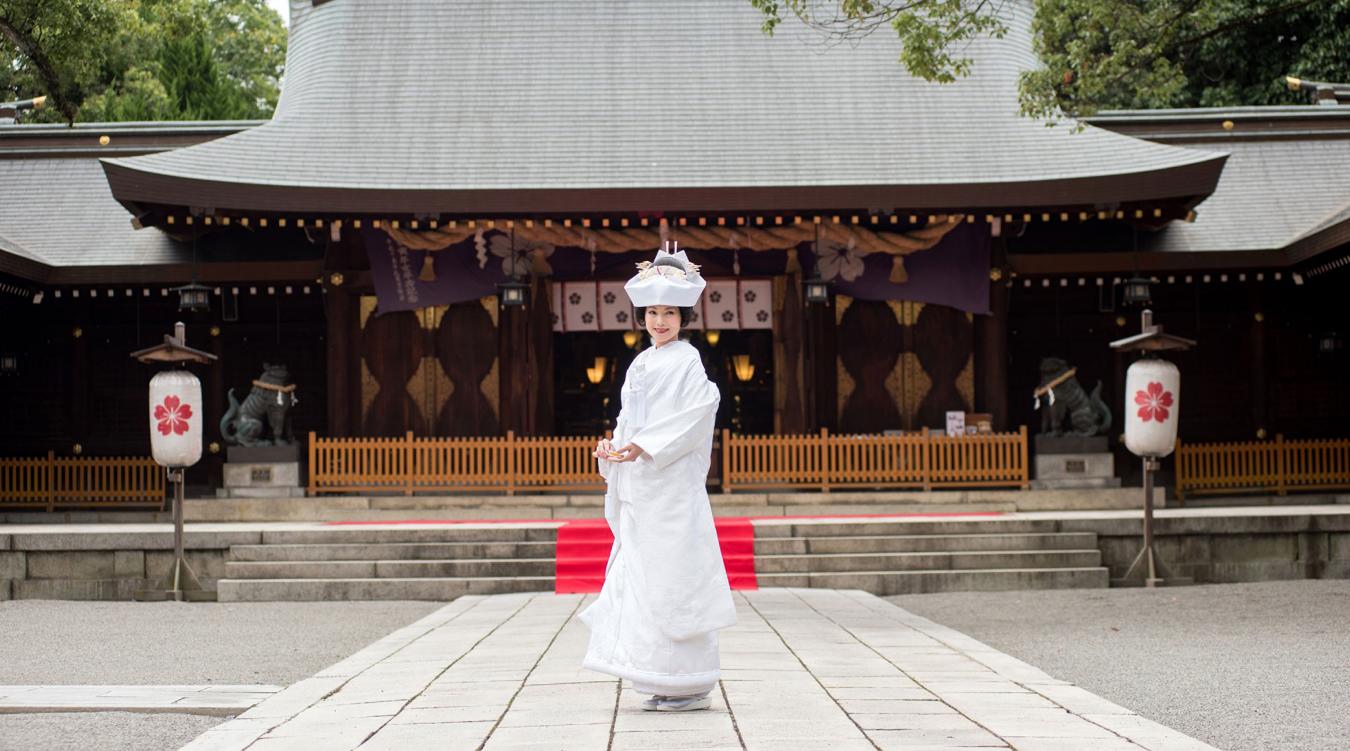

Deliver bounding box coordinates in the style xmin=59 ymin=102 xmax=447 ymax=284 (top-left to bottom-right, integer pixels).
xmin=554 ymin=517 xmax=758 ymax=594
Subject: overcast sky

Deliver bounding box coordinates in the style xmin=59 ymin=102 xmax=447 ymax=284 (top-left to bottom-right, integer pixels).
xmin=266 ymin=0 xmax=290 ymax=26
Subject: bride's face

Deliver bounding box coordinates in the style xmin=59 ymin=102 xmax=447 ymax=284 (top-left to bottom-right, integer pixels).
xmin=645 ymin=305 xmax=681 ymax=347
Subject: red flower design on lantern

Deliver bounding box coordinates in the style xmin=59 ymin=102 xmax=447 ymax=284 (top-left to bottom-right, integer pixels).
xmin=154 ymin=395 xmax=193 ymax=436
xmin=1134 ymin=381 xmax=1174 ymax=423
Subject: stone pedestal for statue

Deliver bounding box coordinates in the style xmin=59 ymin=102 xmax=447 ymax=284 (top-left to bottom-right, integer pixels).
xmin=217 ymin=445 xmax=305 ymax=498
xmin=1031 ymin=435 xmax=1122 ymax=490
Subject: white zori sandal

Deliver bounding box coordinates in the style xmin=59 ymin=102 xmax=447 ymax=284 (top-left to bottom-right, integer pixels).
xmin=654 ymin=694 xmax=711 ymax=712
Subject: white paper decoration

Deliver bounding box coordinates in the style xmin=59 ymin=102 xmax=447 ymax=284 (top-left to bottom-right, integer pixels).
xmin=702 ymin=280 xmax=740 ymax=330
xmin=560 ymin=282 xmax=600 ymax=331
xmin=550 ymin=281 xmax=564 ymax=332
xmin=739 ymin=279 xmax=773 ymax=330
xmin=597 ymin=281 xmax=635 ymax=331
xmin=149 ymin=370 xmax=203 ymax=467
xmin=1124 ymin=358 xmax=1180 ymax=458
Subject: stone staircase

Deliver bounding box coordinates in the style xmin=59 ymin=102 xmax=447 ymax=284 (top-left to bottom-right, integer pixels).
xmin=216 ymin=526 xmax=559 ymax=602
xmin=754 ymin=518 xmax=1109 ymax=594
xmin=215 ymin=517 xmax=1108 ymax=601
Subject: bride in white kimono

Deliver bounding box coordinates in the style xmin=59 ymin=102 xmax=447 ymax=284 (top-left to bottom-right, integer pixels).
xmin=580 ymin=245 xmax=737 ymax=712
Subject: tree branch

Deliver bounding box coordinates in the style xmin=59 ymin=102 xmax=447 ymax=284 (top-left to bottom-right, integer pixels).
xmin=0 ymin=15 xmax=78 ymax=123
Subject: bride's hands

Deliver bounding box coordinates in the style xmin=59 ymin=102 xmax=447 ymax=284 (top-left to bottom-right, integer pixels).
xmin=611 ymin=442 xmax=644 ymax=463
xmin=594 ymin=438 xmax=616 ymax=461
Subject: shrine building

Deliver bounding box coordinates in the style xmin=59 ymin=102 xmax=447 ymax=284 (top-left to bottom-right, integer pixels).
xmin=1 ymin=0 xmax=1346 ymax=500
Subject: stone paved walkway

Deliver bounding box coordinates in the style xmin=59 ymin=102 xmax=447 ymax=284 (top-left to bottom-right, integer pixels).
xmin=0 ymin=685 xmax=280 ymax=716
xmin=180 ymin=589 xmax=1219 ymax=750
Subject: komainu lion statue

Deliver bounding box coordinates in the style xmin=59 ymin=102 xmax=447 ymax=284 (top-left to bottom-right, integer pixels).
xmin=220 ymin=363 xmax=297 ymax=447
xmin=1035 ymin=357 xmax=1112 ymax=437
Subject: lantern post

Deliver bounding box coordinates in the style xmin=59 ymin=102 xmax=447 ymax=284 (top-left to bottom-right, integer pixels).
xmin=1109 ymin=309 xmax=1196 ymax=587
xmin=130 ymin=322 xmax=218 ymax=602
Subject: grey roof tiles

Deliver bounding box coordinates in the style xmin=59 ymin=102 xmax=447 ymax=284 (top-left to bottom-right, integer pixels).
xmin=101 ymin=0 xmax=1225 ymax=214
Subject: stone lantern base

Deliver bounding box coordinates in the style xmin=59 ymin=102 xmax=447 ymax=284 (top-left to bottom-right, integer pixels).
xmin=218 ymin=445 xmax=306 ymax=498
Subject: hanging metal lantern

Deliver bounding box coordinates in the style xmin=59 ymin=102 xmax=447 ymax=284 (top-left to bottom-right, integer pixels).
xmin=497 ymin=279 xmax=529 ymax=307
xmin=149 ymin=370 xmax=204 ymax=467
xmin=1124 ymin=358 xmax=1180 ymax=458
xmin=175 ymin=282 xmax=212 ymax=313
xmin=1122 ymin=275 xmax=1152 ymax=306
xmin=804 ymin=276 xmax=830 ymax=304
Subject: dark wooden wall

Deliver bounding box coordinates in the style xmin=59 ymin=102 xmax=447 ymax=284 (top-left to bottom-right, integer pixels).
xmin=0 ymin=281 xmax=328 ymax=488
xmin=1006 ymin=273 xmax=1350 ymax=482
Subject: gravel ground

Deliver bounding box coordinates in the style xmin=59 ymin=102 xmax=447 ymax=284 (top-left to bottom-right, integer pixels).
xmin=0 ymin=600 xmax=441 ymax=751
xmin=889 ymin=580 xmax=1350 ymax=751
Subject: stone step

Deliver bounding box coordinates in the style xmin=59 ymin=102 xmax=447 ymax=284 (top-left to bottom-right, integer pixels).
xmin=756 ymin=566 xmax=1110 ymax=595
xmin=228 ymin=541 xmax=557 ymax=562
xmin=755 ymin=532 xmax=1099 ymax=555
xmin=224 ymin=558 xmax=556 ymax=579
xmin=257 ymin=527 xmax=559 ymax=545
xmin=216 ymin=576 xmax=555 ymax=602
xmin=755 ymin=548 xmax=1102 ymax=574
xmin=757 ymin=518 xmax=1060 ymax=538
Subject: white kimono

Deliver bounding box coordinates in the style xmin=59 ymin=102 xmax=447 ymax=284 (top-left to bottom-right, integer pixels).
xmin=579 ymin=339 xmax=737 ymax=696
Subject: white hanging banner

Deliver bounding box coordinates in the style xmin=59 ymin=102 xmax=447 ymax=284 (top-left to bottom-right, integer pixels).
xmin=1124 ymin=358 xmax=1180 ymax=458
xmin=597 ymin=281 xmax=635 ymax=331
xmin=739 ymin=279 xmax=773 ymax=330
xmin=561 ymin=281 xmax=600 ymax=331
xmin=148 ymin=370 xmax=203 ymax=468
xmin=550 ymin=281 xmax=563 ymax=332
xmin=702 ymin=280 xmax=740 ymax=330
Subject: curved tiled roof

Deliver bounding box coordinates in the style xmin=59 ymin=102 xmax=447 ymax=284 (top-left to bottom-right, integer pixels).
xmin=1090 ymin=107 xmax=1350 ymax=259
xmin=102 ymin=0 xmax=1224 ymax=216
xmin=0 ymin=157 xmax=185 ymax=279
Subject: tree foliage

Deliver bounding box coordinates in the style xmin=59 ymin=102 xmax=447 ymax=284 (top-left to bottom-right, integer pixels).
xmin=751 ymin=0 xmax=1350 ymax=120
xmin=0 ymin=0 xmax=285 ymax=124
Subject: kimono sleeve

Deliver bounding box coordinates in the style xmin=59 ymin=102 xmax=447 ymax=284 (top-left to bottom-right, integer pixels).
xmin=629 ymin=351 xmax=720 ymax=471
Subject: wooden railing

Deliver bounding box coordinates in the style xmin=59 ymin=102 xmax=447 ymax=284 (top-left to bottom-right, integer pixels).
xmin=308 ymin=431 xmax=605 ymax=495
xmin=1176 ymin=435 xmax=1350 ymax=500
xmin=721 ymin=427 xmax=1029 ymax=492
xmin=0 ymin=453 xmax=166 ymax=510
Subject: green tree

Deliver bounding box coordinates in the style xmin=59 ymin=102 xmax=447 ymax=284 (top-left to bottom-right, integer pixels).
xmin=0 ymin=0 xmax=126 ymax=122
xmin=0 ymin=0 xmax=285 ymax=124
xmin=751 ymin=0 xmax=1350 ymax=120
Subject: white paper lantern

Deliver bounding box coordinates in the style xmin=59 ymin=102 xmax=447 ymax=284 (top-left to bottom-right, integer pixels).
xmin=149 ymin=370 xmax=203 ymax=467
xmin=1124 ymin=358 xmax=1180 ymax=458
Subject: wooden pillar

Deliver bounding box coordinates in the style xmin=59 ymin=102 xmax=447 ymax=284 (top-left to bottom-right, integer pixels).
xmin=974 ymin=237 xmax=1009 ymax=430
xmin=773 ymin=274 xmax=807 ymax=434
xmin=805 ymin=291 xmax=838 ymax=432
xmin=1250 ymin=285 xmax=1268 ymax=440
xmin=325 ymin=283 xmax=354 ymax=437
xmin=205 ymin=325 xmax=225 ymax=487
xmin=69 ymin=313 xmax=89 ymax=454
xmin=528 ymin=278 xmax=555 ymax=436
xmin=498 ymin=300 xmax=531 ymax=435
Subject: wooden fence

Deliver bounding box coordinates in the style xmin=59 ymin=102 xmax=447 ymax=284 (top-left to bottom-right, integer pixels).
xmin=310 ymin=427 xmax=1029 ymax=495
xmin=308 ymin=431 xmax=606 ymax=495
xmin=0 ymin=453 xmax=165 ymax=510
xmin=721 ymin=427 xmax=1029 ymax=492
xmin=1176 ymin=435 xmax=1350 ymax=500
